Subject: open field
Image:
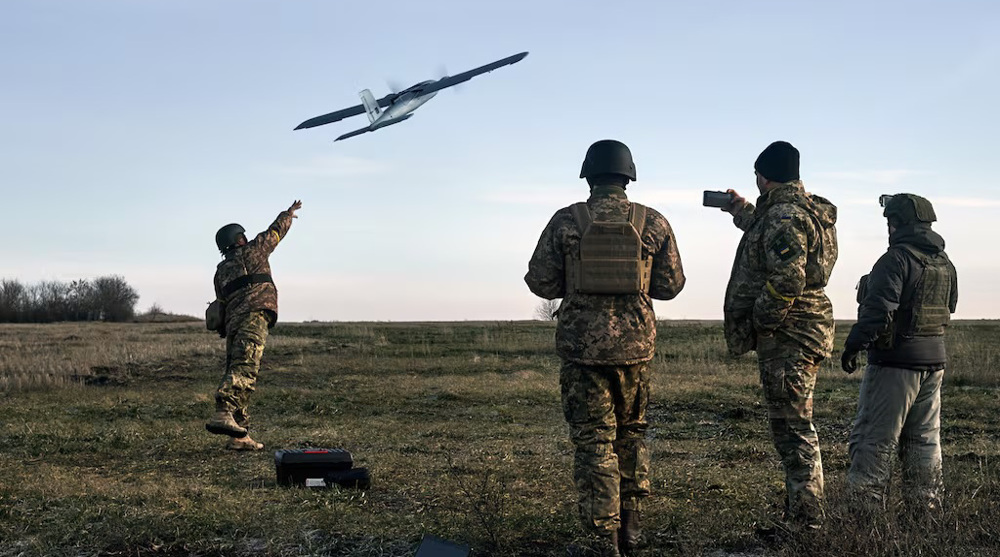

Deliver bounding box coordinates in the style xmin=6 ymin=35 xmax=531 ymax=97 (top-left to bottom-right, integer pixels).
xmin=1 ymin=320 xmax=998 ymax=556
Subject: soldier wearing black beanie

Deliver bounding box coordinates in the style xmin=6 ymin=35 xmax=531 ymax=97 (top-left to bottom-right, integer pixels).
xmin=754 ymin=141 xmax=800 ymax=183
xmin=715 ymin=139 xmax=840 ymax=534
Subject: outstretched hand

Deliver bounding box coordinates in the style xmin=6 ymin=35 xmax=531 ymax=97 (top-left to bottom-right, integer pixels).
xmin=287 ymin=200 xmax=303 ymax=218
xmin=723 ymin=189 xmax=747 ymax=216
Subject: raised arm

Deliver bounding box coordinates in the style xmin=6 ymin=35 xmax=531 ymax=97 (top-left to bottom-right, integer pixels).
xmin=252 ymin=200 xmax=301 ymax=255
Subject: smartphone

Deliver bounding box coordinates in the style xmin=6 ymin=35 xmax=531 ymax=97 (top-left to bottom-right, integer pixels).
xmin=703 ymin=190 xmax=734 ymax=208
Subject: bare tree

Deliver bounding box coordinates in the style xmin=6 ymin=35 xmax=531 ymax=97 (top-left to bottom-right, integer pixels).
xmin=143 ymin=303 xmax=166 ymax=321
xmin=92 ymin=275 xmax=140 ymax=322
xmin=0 ymin=279 xmax=26 ymax=322
xmin=534 ymin=299 xmax=560 ymax=321
xmin=0 ymin=276 xmax=140 ymax=323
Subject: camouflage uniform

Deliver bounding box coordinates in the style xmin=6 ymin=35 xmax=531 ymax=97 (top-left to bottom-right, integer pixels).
xmin=213 ymin=210 xmax=293 ymax=422
xmin=525 ymin=185 xmax=685 ymax=536
xmin=723 ymin=181 xmax=838 ymax=528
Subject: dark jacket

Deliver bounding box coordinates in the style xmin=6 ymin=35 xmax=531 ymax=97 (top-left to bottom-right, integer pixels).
xmin=845 ymin=224 xmax=958 ymax=370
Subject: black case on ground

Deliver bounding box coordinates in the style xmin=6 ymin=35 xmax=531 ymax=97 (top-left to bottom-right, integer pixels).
xmin=274 ymin=448 xmax=354 ymax=486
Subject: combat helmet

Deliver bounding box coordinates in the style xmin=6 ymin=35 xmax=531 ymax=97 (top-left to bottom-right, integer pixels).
xmin=215 ymin=223 xmax=246 ymax=253
xmin=883 ymin=194 xmax=937 ymax=225
xmin=580 ymin=139 xmax=636 ymax=182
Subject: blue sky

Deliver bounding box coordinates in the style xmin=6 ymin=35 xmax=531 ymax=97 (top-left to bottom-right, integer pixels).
xmin=2 ymin=0 xmax=998 ymax=320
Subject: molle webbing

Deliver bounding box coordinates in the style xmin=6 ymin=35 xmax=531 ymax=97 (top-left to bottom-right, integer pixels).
xmin=221 ymin=273 xmax=273 ymax=299
xmin=565 ymin=202 xmax=652 ymax=295
xmin=896 ymin=244 xmax=951 ymax=337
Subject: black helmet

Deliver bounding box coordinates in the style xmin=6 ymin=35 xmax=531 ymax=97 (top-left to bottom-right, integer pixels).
xmin=883 ymin=194 xmax=937 ymax=225
xmin=580 ymin=139 xmax=636 ymax=181
xmin=215 ymin=223 xmax=246 ymax=253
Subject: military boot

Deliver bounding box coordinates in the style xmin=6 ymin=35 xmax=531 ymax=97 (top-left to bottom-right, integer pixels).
xmin=205 ymin=410 xmax=248 ymax=437
xmin=233 ymin=408 xmax=250 ymax=429
xmin=226 ymin=435 xmax=264 ymax=451
xmin=619 ymin=509 xmax=642 ymax=555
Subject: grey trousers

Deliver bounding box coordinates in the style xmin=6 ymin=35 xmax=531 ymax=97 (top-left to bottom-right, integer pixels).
xmin=847 ymin=364 xmax=944 ymax=509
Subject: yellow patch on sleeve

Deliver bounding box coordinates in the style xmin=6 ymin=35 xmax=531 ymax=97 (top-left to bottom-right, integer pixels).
xmin=766 ymin=281 xmax=796 ymax=303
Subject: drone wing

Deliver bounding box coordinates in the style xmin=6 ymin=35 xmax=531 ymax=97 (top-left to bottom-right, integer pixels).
xmin=294 ymin=92 xmax=397 ymax=130
xmin=418 ymin=51 xmax=528 ymax=96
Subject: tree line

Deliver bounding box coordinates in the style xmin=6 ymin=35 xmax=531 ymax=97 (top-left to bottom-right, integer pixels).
xmin=0 ymin=276 xmax=140 ymax=323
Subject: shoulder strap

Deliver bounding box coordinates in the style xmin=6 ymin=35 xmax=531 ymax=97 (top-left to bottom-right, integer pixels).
xmin=221 ymin=273 xmax=273 ymax=299
xmin=629 ymin=203 xmax=647 ymax=235
xmin=893 ymin=243 xmax=930 ymax=264
xmin=570 ymin=202 xmax=592 ymax=233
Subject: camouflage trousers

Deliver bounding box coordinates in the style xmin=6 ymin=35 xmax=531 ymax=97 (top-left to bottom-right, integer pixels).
xmin=560 ymin=359 xmax=651 ymax=535
xmin=848 ymin=365 xmax=943 ymax=511
xmin=215 ymin=311 xmax=270 ymax=425
xmin=756 ymin=335 xmax=825 ymax=528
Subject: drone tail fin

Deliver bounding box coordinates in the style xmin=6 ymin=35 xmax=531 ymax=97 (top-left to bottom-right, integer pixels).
xmin=359 ymin=89 xmax=381 ymax=124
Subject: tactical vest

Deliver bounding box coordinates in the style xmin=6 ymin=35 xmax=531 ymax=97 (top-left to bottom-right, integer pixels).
xmin=894 ymin=244 xmax=952 ymax=338
xmin=564 ymin=202 xmax=652 ymax=295
xmin=857 ymin=244 xmax=952 ymax=349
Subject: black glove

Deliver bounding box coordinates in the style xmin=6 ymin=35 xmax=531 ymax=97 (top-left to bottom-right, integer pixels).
xmin=841 ymin=347 xmax=860 ymax=374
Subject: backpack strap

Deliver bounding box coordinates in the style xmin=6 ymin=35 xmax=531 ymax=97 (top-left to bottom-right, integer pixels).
xmin=629 ymin=203 xmax=647 ymax=235
xmin=569 ymin=202 xmax=591 ymax=233
xmin=894 ymin=243 xmax=930 ymax=263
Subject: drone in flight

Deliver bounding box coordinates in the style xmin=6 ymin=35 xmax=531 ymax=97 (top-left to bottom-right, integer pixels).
xmin=294 ymin=51 xmax=529 ymax=141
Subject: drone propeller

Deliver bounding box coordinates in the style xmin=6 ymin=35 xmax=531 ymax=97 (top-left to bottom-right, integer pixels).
xmin=386 ymin=79 xmax=406 ymax=94
xmin=436 ymin=64 xmax=464 ymax=93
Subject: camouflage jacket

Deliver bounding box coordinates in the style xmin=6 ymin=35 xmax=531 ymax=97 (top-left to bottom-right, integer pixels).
xmin=214 ymin=210 xmax=293 ymax=331
xmin=724 ymin=181 xmax=838 ymax=358
xmin=525 ymin=186 xmax=686 ymax=365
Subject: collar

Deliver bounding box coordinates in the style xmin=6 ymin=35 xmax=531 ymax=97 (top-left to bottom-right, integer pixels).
xmin=756 ymin=180 xmax=805 ymax=210
xmin=588 ymin=185 xmax=628 ymax=201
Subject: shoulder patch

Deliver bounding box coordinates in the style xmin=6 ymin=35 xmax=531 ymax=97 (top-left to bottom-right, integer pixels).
xmin=770 ymin=232 xmax=798 ymax=262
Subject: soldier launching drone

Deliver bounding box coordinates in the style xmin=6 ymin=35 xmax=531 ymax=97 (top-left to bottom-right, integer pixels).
xmin=205 ymin=200 xmax=302 ymax=451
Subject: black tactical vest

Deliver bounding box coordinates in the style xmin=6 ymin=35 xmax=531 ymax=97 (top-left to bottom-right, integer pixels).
xmin=859 ymin=244 xmax=953 ymax=351
xmin=893 ymin=244 xmax=952 ymax=338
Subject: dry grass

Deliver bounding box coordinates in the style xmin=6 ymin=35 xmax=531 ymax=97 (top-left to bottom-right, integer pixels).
xmin=0 ymin=320 xmax=997 ymax=556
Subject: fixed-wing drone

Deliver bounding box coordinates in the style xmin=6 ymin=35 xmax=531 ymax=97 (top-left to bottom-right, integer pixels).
xmin=294 ymin=51 xmax=528 ymax=141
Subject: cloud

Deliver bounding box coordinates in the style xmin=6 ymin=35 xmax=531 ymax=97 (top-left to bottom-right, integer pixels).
xmin=812 ymin=170 xmax=926 ymax=185
xmin=480 ymin=185 xmax=706 ymax=207
xmin=926 ymin=197 xmax=1000 ymax=208
xmin=632 ymin=188 xmax=707 ymax=206
xmin=480 ymin=187 xmax=578 ymax=205
xmin=839 ymin=196 xmax=1000 ymax=208
xmin=270 ymin=155 xmax=390 ymax=178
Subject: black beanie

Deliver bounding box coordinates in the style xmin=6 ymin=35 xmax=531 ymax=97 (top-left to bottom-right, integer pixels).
xmin=754 ymin=141 xmax=800 ymax=183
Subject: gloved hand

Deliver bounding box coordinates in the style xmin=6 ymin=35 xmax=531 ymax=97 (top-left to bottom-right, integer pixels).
xmin=841 ymin=347 xmax=860 ymax=374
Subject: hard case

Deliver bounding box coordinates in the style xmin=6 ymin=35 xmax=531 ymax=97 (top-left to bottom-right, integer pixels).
xmin=274 ymin=448 xmax=354 ymax=486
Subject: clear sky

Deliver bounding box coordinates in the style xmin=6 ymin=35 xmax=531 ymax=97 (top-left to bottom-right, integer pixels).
xmin=3 ymin=0 xmax=998 ymax=321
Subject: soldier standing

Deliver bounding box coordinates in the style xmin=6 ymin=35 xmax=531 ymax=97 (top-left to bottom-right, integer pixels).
xmin=841 ymin=194 xmax=957 ymax=514
xmin=718 ymin=141 xmax=838 ymax=532
xmin=206 ymin=200 xmax=302 ymax=451
xmin=525 ymin=140 xmax=685 ymax=556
